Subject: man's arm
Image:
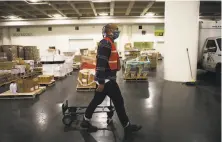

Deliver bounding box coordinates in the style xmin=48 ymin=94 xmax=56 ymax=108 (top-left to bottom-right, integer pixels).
xmin=95 ymin=39 xmax=111 ymax=84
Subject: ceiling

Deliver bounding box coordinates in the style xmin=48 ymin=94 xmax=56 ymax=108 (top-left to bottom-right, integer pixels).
xmin=0 ymin=1 xmax=221 ymax=20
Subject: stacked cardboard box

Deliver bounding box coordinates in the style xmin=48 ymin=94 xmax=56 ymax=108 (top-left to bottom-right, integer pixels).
xmin=77 ymin=69 xmax=96 ymax=88
xmin=0 ymin=52 xmax=7 ymax=62
xmin=38 ymin=75 xmax=54 ymax=84
xmin=0 ymin=62 xmax=16 ymax=70
xmin=1 ymin=45 xmax=18 ymax=61
xmin=73 ymin=55 xmax=81 ymax=69
xmin=24 ymin=46 xmax=40 ymax=61
xmin=80 ymin=49 xmax=88 ymax=56
xmin=124 ymin=43 xmax=133 ymax=51
xmin=148 ymin=53 xmax=158 ymax=69
xmin=16 ymin=77 xmax=39 ymax=93
xmin=34 ymin=67 xmax=43 ymax=73
xmin=17 ymin=46 xmax=25 ymax=59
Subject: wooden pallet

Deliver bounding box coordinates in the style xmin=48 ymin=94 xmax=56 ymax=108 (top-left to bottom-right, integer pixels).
xmin=0 ymin=86 xmax=46 ymax=99
xmin=76 ymin=85 xmax=96 ymax=92
xmin=39 ymin=80 xmax=55 ymax=87
xmin=54 ymin=75 xmax=67 ymax=80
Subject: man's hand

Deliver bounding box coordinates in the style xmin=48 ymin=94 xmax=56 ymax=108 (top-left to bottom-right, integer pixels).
xmin=96 ymin=84 xmax=105 ymax=92
xmin=117 ymin=59 xmax=121 ymax=71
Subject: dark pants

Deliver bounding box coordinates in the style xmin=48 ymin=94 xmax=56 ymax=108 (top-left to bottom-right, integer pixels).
xmin=85 ymin=80 xmax=129 ymax=127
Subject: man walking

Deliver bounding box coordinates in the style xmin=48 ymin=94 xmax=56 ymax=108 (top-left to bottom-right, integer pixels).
xmin=81 ymin=24 xmax=142 ymax=139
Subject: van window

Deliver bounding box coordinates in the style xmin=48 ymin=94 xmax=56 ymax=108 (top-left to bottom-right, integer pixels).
xmin=216 ymin=38 xmax=221 ymax=51
xmin=206 ymin=40 xmax=217 ymax=52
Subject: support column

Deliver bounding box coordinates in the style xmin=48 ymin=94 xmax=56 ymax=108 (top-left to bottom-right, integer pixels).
xmin=119 ymin=25 xmax=130 ymax=53
xmin=164 ymin=1 xmax=200 ymax=82
xmin=2 ymin=27 xmax=11 ymax=45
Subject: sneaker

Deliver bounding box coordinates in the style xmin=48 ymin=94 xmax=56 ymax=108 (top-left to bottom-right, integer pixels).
xmin=124 ymin=124 xmax=142 ymax=140
xmin=80 ymin=119 xmax=98 ymax=132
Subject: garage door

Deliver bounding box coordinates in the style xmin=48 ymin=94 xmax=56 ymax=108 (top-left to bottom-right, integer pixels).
xmin=69 ymin=39 xmax=94 ymax=52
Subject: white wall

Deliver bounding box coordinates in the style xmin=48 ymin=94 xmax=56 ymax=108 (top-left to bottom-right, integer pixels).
xmin=3 ymin=24 xmax=165 ymax=55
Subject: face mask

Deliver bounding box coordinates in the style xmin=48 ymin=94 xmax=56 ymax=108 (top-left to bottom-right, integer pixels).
xmin=113 ymin=31 xmax=120 ymax=40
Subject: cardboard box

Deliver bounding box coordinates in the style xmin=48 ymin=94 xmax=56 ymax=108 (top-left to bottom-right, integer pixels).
xmin=16 ymin=79 xmax=35 ymax=93
xmin=0 ymin=62 xmax=16 ymax=70
xmin=33 ymin=77 xmax=39 ymax=90
xmin=77 ymin=69 xmax=96 ymax=88
xmin=38 ymin=75 xmax=53 ymax=83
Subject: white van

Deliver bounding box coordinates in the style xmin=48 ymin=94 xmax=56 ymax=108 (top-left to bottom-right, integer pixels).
xmin=198 ymin=21 xmax=221 ymax=75
xmin=200 ymin=37 xmax=221 ymax=73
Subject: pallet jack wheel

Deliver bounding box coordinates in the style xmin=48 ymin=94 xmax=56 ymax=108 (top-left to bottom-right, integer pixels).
xmin=107 ymin=110 xmax=114 ymax=125
xmin=62 ymin=115 xmax=73 ymax=127
xmin=107 ymin=119 xmax=113 ymax=125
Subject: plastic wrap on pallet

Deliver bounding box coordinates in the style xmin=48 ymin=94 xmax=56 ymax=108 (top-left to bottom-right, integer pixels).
xmin=24 ymin=60 xmax=34 ymax=71
xmin=64 ymin=56 xmax=74 ymax=73
xmin=11 ymin=68 xmax=20 ymax=75
xmin=15 ymin=65 xmax=26 ymax=74
xmin=40 ymin=55 xmax=65 ymax=62
xmin=42 ymin=64 xmax=66 ymax=77
xmin=124 ymin=56 xmax=150 ymax=79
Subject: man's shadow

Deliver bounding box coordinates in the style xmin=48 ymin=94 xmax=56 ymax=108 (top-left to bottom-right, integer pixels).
xmin=63 ymin=120 xmax=135 ymax=142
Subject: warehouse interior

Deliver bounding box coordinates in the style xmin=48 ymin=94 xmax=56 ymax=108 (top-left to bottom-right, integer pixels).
xmin=0 ymin=0 xmax=221 ymax=142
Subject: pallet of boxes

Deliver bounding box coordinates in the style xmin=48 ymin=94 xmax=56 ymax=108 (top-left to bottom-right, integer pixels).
xmin=38 ymin=75 xmax=55 ymax=87
xmin=147 ymin=52 xmax=158 ymax=70
xmin=73 ymin=55 xmax=81 ymax=70
xmin=124 ymin=55 xmax=150 ymax=81
xmin=0 ymin=70 xmax=46 ymax=99
xmin=76 ymin=55 xmax=96 ymax=91
xmin=0 ymin=45 xmax=46 ymax=99
xmin=0 ymin=45 xmax=20 ymax=87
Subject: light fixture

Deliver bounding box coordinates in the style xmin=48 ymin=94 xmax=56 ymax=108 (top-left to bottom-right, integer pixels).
xmin=25 ymin=0 xmax=48 ymax=5
xmin=98 ymin=12 xmax=109 ymax=16
xmin=29 ymin=0 xmax=41 ymax=2
xmin=92 ymin=0 xmax=111 ymax=3
xmin=8 ymin=15 xmax=21 ymax=19
xmin=52 ymin=14 xmax=63 ymax=18
xmin=145 ymin=12 xmax=155 ymax=17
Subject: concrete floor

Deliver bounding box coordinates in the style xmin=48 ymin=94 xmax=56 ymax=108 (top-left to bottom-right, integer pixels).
xmin=0 ymin=61 xmax=220 ymax=142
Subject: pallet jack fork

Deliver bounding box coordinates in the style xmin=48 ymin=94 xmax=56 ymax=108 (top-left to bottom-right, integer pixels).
xmin=61 ymin=99 xmax=115 ymax=128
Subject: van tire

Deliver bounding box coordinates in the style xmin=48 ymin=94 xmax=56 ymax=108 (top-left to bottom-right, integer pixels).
xmin=215 ymin=63 xmax=221 ymax=85
xmin=197 ymin=62 xmax=202 ymax=69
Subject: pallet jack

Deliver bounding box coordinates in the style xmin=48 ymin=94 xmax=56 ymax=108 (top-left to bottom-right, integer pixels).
xmin=61 ymin=99 xmax=115 ymax=132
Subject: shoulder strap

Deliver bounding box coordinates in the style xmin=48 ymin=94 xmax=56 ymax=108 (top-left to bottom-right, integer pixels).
xmin=104 ymin=37 xmax=114 ymax=44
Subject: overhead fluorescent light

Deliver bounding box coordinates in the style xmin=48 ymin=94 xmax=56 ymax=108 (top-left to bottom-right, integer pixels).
xmin=8 ymin=15 xmax=21 ymax=19
xmin=92 ymin=0 xmax=111 ymax=3
xmin=29 ymin=0 xmax=41 ymax=2
xmin=52 ymin=14 xmax=63 ymax=18
xmin=25 ymin=0 xmax=48 ymax=4
xmin=98 ymin=12 xmax=109 ymax=16
xmin=145 ymin=12 xmax=155 ymax=17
